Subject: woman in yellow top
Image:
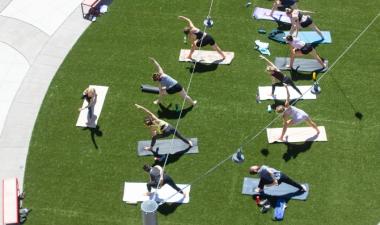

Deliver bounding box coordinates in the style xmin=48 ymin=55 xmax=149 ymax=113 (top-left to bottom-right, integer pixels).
xmin=135 ymin=104 xmax=193 ymax=151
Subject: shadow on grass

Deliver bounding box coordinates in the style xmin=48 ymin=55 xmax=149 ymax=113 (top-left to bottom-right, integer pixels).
xmin=282 ymin=141 xmax=313 ymax=162
xmin=186 ymin=63 xmax=218 ymax=73
xmin=157 ymin=202 xmax=181 ymax=215
xmin=152 ymin=146 xmax=192 ymax=167
xmin=260 ymin=148 xmax=269 ymax=157
xmin=82 ymin=125 xmax=103 ymax=149
xmin=157 ymin=103 xmax=193 ymax=119
xmin=289 ymin=70 xmax=313 ymax=81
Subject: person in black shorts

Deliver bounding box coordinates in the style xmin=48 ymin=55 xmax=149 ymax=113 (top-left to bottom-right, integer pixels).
xmin=149 ymin=57 xmax=197 ymax=105
xmin=269 ymin=0 xmax=297 ymax=16
xmin=178 ymin=16 xmax=225 ymax=60
xmin=259 ymin=55 xmax=302 ymax=97
xmin=143 ymin=164 xmax=187 ymax=197
xmin=286 ymin=8 xmax=324 ymax=39
xmin=285 ymin=35 xmax=326 ymax=69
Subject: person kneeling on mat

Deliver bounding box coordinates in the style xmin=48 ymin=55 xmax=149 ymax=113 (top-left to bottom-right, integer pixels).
xmin=249 ymin=165 xmax=306 ymax=193
xmin=276 ymin=85 xmax=320 ymax=141
xmin=285 ymin=35 xmax=326 ymax=69
xmin=178 ymin=16 xmax=225 ymax=60
xmin=286 ymin=8 xmax=324 ymax=39
xmin=135 ymin=104 xmax=193 ymax=151
xmin=143 ymin=164 xmax=187 ymax=197
xmin=259 ymin=55 xmax=302 ymax=97
xmin=269 ymin=0 xmax=297 ymax=16
xmin=150 ymin=57 xmax=197 ymax=106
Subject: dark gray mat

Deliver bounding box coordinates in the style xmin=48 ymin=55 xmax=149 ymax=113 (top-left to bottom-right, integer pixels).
xmin=141 ymin=84 xmax=159 ymax=94
xmin=137 ymin=138 xmax=198 ymax=156
xmin=242 ymin=177 xmax=309 ymax=201
xmin=274 ymin=57 xmax=328 ymax=72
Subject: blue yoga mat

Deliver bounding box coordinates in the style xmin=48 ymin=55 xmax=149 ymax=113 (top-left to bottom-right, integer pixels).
xmin=241 ymin=177 xmax=309 ymax=201
xmin=284 ymin=31 xmax=332 ymax=44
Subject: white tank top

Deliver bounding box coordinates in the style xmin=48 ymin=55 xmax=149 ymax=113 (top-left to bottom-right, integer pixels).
xmin=285 ymin=106 xmax=308 ymax=119
xmin=289 ymin=39 xmax=305 ymax=49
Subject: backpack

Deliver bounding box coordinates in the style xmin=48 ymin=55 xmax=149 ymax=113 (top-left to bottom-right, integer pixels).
xmin=268 ymin=30 xmax=286 ymax=44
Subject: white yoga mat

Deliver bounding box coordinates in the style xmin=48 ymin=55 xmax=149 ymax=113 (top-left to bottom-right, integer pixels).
xmin=267 ymin=126 xmax=327 ymax=143
xmin=258 ymin=86 xmax=316 ymax=100
xmin=252 ymin=7 xmax=291 ymax=24
xmin=76 ymin=85 xmax=108 ymax=128
xmin=122 ymin=182 xmax=191 ymax=204
xmin=0 ymin=0 xmax=82 ymax=35
xmin=179 ymin=49 xmax=234 ymax=65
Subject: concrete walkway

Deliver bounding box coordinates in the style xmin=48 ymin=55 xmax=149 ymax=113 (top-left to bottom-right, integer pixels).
xmin=0 ymin=0 xmax=92 ymax=219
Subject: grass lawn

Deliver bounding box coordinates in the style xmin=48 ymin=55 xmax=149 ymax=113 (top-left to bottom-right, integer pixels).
xmin=23 ymin=0 xmax=380 ymax=224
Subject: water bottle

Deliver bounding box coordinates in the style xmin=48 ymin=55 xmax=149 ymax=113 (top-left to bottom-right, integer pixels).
xmin=267 ymin=105 xmax=272 ymax=113
xmin=255 ymin=195 xmax=261 ymax=205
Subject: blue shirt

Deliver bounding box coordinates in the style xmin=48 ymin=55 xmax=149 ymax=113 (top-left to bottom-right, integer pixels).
xmin=160 ymin=74 xmax=178 ymax=89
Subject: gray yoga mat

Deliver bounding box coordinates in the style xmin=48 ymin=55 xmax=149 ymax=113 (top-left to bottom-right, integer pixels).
xmin=137 ymin=138 xmax=198 ymax=156
xmin=141 ymin=84 xmax=159 ymax=94
xmin=242 ymin=177 xmax=309 ymax=201
xmin=274 ymin=57 xmax=328 ymax=72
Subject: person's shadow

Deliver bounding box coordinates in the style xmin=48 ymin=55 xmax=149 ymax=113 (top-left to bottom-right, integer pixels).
xmin=157 ymin=202 xmax=182 ymax=215
xmin=282 ymin=141 xmax=313 ymax=162
xmin=152 ymin=146 xmax=192 ymax=166
xmin=157 ymin=103 xmax=193 ymax=119
xmin=82 ymin=125 xmax=103 ymax=149
xmin=186 ymin=63 xmax=218 ymax=73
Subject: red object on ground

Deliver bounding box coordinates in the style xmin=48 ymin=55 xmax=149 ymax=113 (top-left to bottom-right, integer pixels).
xmin=255 ymin=195 xmax=260 ymax=205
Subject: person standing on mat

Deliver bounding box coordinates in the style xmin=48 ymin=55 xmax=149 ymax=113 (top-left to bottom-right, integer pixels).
xmin=178 ymin=16 xmax=225 ymax=60
xmin=285 ymin=8 xmax=324 ymax=39
xmin=259 ymin=55 xmax=302 ymax=97
xmin=285 ymin=35 xmax=326 ymax=69
xmin=135 ymin=104 xmax=193 ymax=151
xmin=275 ymin=85 xmax=319 ymax=141
xmin=78 ymin=86 xmax=97 ymax=120
xmin=149 ymin=57 xmax=197 ymax=106
xmin=249 ymin=164 xmax=307 ymax=193
xmin=269 ymin=0 xmax=297 ymax=16
xmin=143 ymin=164 xmax=187 ymax=196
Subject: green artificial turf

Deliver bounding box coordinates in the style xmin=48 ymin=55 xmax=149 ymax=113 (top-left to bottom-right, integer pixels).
xmin=23 ymin=0 xmax=380 ymax=224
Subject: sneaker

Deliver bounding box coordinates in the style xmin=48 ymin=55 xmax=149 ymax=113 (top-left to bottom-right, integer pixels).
xmin=144 ymin=146 xmax=153 ymax=151
xmin=300 ymin=184 xmax=307 ymax=192
xmin=188 ymin=140 xmax=193 ymax=147
xmin=192 ymin=100 xmax=197 ymax=106
xmin=153 ymin=99 xmax=160 ymax=105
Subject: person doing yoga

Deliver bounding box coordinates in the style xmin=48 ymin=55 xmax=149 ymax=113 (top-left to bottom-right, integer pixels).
xmin=275 ymin=85 xmax=320 ymax=142
xmin=286 ymin=8 xmax=324 ymax=39
xmin=285 ymin=35 xmax=326 ymax=69
xmin=270 ymin=0 xmax=297 ymax=16
xmin=78 ymin=86 xmax=97 ymax=119
xmin=178 ymin=16 xmax=225 ymax=60
xmin=135 ymin=104 xmax=193 ymax=151
xmin=259 ymin=55 xmax=302 ymax=97
xmin=149 ymin=57 xmax=197 ymax=106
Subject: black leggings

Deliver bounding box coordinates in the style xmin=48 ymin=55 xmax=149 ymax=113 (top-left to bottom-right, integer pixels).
xmin=150 ymin=125 xmax=190 ymax=147
xmin=272 ymin=76 xmax=302 ymax=95
xmin=147 ymin=174 xmax=183 ymax=194
xmin=258 ymin=173 xmax=303 ymax=190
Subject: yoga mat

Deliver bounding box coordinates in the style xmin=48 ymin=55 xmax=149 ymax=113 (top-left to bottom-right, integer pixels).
xmin=141 ymin=84 xmax=159 ymax=94
xmin=137 ymin=138 xmax=198 ymax=156
xmin=274 ymin=57 xmax=328 ymax=72
xmin=76 ymin=85 xmax=108 ymax=128
xmin=252 ymin=7 xmax=291 ymax=24
xmin=122 ymin=182 xmax=190 ymax=204
xmin=242 ymin=177 xmax=309 ymax=201
xmin=267 ymin=126 xmax=327 ymax=143
xmin=284 ymin=31 xmax=332 ymax=44
xmin=179 ymin=49 xmax=234 ymax=65
xmin=258 ymin=85 xmax=316 ymax=100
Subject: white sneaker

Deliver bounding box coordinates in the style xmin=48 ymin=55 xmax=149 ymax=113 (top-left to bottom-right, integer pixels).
xmin=300 ymin=184 xmax=307 ymax=192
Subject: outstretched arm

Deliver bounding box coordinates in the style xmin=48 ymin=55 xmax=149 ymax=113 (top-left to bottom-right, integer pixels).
xmin=298 ymin=9 xmax=315 ymax=14
xmin=259 ymin=55 xmax=279 ymax=70
xmin=284 ymin=84 xmax=290 ymax=107
xmin=134 ymin=104 xmax=158 ymax=120
xmin=149 ymin=57 xmax=164 ymax=74
xmin=178 ymin=16 xmax=195 ymax=28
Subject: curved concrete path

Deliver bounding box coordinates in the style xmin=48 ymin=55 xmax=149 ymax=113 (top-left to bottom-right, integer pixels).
xmin=0 ymin=0 xmax=92 ymax=219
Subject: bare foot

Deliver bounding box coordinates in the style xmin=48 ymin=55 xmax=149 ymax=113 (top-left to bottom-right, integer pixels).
xmin=144 ymin=146 xmax=153 ymax=151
